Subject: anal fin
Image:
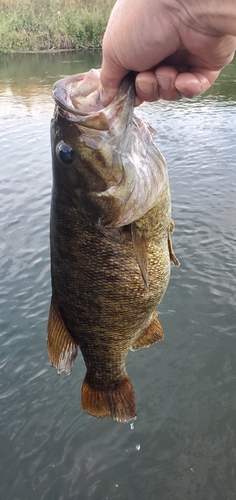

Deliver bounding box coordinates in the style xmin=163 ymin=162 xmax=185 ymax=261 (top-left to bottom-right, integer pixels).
xmin=130 ymin=311 xmax=164 ymax=351
xmin=47 ymin=296 xmax=78 ymax=374
xmin=82 ymin=374 xmax=136 ymax=423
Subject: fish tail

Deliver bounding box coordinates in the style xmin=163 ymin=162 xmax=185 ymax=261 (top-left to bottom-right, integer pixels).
xmin=81 ymin=374 xmax=136 ymax=423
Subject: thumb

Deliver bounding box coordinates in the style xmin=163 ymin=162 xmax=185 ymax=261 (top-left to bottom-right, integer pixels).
xmin=100 ymin=56 xmax=129 ymax=106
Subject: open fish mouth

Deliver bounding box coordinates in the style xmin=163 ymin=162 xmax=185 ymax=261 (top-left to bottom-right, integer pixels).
xmin=52 ymin=69 xmax=168 ymax=228
xmin=53 ymin=69 xmax=104 ymax=115
xmin=52 ymin=68 xmax=135 ymax=133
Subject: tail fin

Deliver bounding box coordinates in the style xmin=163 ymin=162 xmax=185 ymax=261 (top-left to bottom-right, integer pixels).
xmin=81 ymin=374 xmax=136 ymax=423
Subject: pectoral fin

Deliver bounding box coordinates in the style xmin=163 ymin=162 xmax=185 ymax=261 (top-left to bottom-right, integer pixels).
xmin=168 ymin=220 xmax=180 ymax=267
xmin=47 ymin=296 xmax=78 ymax=374
xmin=130 ymin=311 xmax=164 ymax=351
xmin=131 ymin=222 xmax=148 ymax=288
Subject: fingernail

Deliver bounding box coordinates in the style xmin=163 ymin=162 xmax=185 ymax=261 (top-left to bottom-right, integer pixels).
xmin=176 ymin=86 xmax=198 ymax=99
xmin=157 ymin=76 xmax=171 ymax=91
xmin=136 ymin=81 xmax=155 ymax=95
xmin=100 ymin=88 xmax=109 ymax=106
xmin=100 ymin=87 xmax=118 ymax=106
xmin=100 ymin=87 xmax=106 ymax=101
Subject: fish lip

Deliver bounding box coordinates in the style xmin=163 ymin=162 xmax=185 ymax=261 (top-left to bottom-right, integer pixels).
xmin=52 ymin=69 xmax=135 ymax=128
xmin=52 ymin=72 xmax=96 ymax=119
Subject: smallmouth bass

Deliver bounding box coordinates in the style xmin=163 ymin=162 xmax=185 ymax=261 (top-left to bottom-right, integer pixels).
xmin=47 ymin=69 xmax=179 ymax=423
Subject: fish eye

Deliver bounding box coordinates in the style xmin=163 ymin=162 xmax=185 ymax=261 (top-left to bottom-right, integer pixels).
xmin=56 ymin=141 xmax=75 ymax=165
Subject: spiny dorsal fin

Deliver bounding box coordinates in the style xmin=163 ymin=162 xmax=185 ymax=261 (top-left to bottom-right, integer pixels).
xmin=47 ymin=296 xmax=78 ymax=374
xmin=131 ymin=222 xmax=148 ymax=288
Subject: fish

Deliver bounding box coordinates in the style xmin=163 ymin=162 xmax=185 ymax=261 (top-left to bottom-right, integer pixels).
xmin=47 ymin=69 xmax=179 ymax=423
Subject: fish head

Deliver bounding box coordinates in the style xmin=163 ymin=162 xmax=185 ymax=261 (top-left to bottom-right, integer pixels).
xmin=51 ymin=69 xmax=167 ymax=227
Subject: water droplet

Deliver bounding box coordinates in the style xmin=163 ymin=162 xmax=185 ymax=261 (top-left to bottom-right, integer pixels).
xmin=115 ymin=484 xmax=119 ymax=488
xmin=135 ymin=444 xmax=140 ymax=451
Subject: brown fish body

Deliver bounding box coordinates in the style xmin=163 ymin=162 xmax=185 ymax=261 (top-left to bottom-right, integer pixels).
xmin=47 ymin=70 xmax=179 ymax=422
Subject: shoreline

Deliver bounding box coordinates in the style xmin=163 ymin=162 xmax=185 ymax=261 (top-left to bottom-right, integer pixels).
xmin=2 ymin=47 xmax=102 ymax=55
xmin=0 ymin=0 xmax=114 ymax=53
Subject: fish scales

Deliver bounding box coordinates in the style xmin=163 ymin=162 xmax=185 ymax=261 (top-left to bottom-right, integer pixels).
xmin=47 ymin=69 xmax=179 ymax=422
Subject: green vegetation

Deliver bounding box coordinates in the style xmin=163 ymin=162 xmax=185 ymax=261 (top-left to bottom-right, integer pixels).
xmin=0 ymin=0 xmax=115 ymax=52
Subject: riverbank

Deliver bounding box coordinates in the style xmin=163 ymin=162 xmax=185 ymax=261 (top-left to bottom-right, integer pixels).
xmin=0 ymin=0 xmax=115 ymax=52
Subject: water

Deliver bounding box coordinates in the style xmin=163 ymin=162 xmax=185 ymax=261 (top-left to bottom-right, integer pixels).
xmin=0 ymin=51 xmax=236 ymax=500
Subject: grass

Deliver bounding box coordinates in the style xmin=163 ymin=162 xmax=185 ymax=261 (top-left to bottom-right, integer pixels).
xmin=0 ymin=0 xmax=115 ymax=52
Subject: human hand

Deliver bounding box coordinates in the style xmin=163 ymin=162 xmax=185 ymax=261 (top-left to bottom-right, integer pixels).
xmin=100 ymin=0 xmax=236 ymax=106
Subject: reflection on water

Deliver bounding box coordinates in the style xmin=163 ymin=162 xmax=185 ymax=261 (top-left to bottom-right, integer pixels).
xmin=1 ymin=51 xmax=236 ymax=105
xmin=0 ymin=52 xmax=236 ymax=500
xmin=0 ymin=51 xmax=102 ymax=115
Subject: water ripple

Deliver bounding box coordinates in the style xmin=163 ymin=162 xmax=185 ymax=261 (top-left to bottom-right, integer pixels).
xmin=1 ymin=55 xmax=236 ymax=500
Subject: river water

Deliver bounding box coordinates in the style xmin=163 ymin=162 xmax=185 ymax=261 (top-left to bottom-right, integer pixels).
xmin=0 ymin=51 xmax=236 ymax=500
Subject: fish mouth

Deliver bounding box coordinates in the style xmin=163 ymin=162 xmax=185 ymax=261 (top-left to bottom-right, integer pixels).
xmin=52 ymin=69 xmax=167 ymax=229
xmin=52 ymin=69 xmax=135 ymax=132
